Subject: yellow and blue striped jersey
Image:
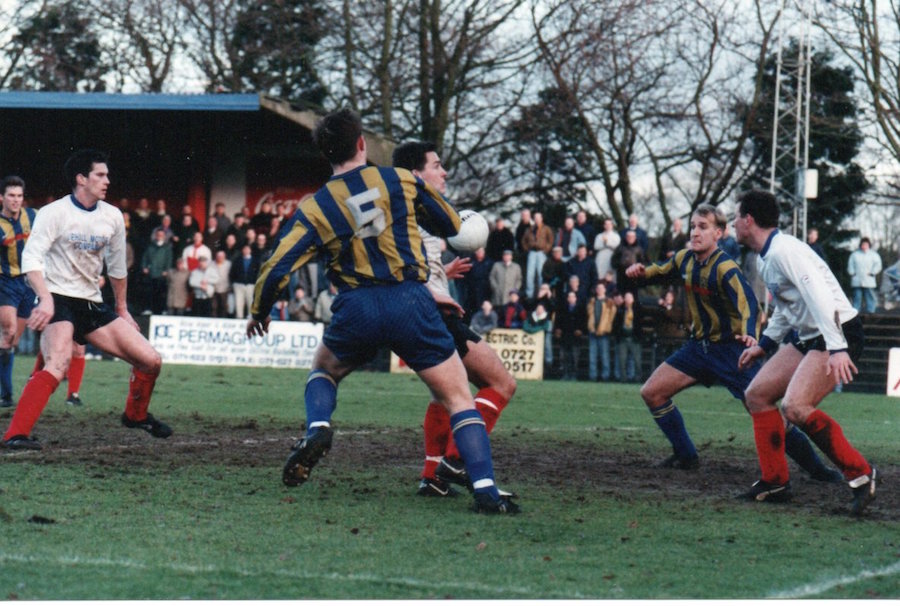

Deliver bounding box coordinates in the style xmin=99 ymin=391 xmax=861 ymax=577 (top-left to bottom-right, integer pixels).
xmin=251 ymin=165 xmax=460 ymax=319
xmin=0 ymin=207 xmax=36 ymax=278
xmin=644 ymin=247 xmax=759 ymax=342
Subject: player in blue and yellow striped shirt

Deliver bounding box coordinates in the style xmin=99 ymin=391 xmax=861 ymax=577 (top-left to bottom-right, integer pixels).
xmin=0 ymin=176 xmax=37 ymax=408
xmin=624 ymin=204 xmax=837 ymax=481
xmin=246 ymin=109 xmax=518 ymax=513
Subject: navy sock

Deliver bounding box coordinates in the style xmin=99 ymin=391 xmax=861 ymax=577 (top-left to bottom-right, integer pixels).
xmin=0 ymin=348 xmax=12 ymax=399
xmin=784 ymin=424 xmax=829 ymax=475
xmin=304 ymin=370 xmax=337 ymax=437
xmin=650 ymin=400 xmax=697 ymax=460
xmin=450 ymin=409 xmax=499 ymax=500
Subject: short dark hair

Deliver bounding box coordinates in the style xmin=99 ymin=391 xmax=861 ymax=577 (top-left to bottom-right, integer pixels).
xmin=313 ymin=109 xmax=363 ymax=165
xmin=392 ymin=141 xmax=437 ymax=171
xmin=737 ymin=190 xmax=779 ymax=228
xmin=860 ymin=237 xmax=871 ymax=247
xmin=2 ymin=175 xmax=25 ymax=195
xmin=64 ymin=149 xmax=108 ymax=189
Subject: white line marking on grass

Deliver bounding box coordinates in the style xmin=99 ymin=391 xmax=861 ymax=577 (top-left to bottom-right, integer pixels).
xmin=769 ymin=560 xmax=900 ymax=598
xmin=0 ymin=552 xmax=582 ymax=598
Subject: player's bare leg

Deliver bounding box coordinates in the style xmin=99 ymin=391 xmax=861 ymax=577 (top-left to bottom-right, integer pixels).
xmin=639 ymin=362 xmax=699 ymax=468
xmin=740 ymin=345 xmax=802 ymax=500
xmin=85 ymin=318 xmax=170 ymax=438
xmin=781 ymin=350 xmax=873 ymax=493
xmin=417 ymin=351 xmax=517 ymax=512
xmin=440 ymin=340 xmax=517 ymax=461
xmin=0 ymin=305 xmax=20 ymax=406
xmin=2 ymin=322 xmax=75 ymax=447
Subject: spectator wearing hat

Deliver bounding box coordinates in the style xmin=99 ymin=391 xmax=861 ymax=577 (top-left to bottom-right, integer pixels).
xmin=499 ymin=289 xmax=527 ymax=328
xmin=489 ymin=248 xmax=523 ymax=307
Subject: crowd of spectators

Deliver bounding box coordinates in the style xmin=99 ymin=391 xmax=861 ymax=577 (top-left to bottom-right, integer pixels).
xmin=109 ymin=196 xmax=338 ymax=326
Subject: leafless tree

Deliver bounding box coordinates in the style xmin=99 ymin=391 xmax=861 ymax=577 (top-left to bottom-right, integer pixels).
xmin=176 ymin=0 xmax=243 ymax=92
xmin=322 ymin=0 xmax=533 ymax=206
xmin=88 ymin=0 xmax=184 ymax=92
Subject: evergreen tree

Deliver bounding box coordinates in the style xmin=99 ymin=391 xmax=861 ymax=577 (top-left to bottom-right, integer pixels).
xmin=230 ymin=0 xmax=327 ymax=105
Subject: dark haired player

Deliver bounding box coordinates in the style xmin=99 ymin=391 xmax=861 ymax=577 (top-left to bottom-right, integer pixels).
xmin=247 ymin=109 xmax=518 ymax=513
xmin=734 ymin=190 xmax=877 ymax=515
xmin=2 ymin=149 xmax=171 ymax=449
xmin=393 ymin=141 xmax=517 ymax=497
xmin=0 ymin=176 xmax=36 ymax=408
xmin=625 ymin=204 xmax=837 ymax=481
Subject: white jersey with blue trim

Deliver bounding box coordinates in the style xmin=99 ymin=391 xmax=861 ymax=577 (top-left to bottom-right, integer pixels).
xmin=419 ymin=225 xmax=451 ymax=297
xmin=757 ymin=230 xmax=857 ymax=351
xmin=21 ymin=195 xmax=128 ymax=303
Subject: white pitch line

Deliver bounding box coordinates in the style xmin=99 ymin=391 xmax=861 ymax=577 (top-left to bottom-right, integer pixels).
xmin=0 ymin=552 xmax=585 ymax=598
xmin=769 ymin=560 xmax=900 ymax=598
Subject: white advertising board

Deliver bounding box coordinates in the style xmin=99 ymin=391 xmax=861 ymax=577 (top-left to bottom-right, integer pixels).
xmin=888 ymin=347 xmax=900 ymax=397
xmin=149 ymin=315 xmax=323 ymax=369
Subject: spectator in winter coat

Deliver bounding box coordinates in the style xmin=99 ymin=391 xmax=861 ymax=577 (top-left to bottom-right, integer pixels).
xmin=489 ymin=249 xmax=523 ymax=307
xmin=847 ymin=236 xmax=883 ymax=313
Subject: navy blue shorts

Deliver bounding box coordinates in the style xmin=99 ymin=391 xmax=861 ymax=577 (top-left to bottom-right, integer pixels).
xmin=666 ymin=338 xmax=760 ymax=400
xmin=324 ymin=281 xmax=456 ymax=372
xmin=0 ymin=275 xmax=37 ymax=318
xmin=49 ymin=293 xmax=120 ymax=345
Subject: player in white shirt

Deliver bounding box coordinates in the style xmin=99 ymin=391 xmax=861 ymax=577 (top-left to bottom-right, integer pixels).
xmin=733 ymin=190 xmax=876 ymax=516
xmin=2 ymin=149 xmax=172 ymax=450
xmin=393 ymin=141 xmax=517 ymax=498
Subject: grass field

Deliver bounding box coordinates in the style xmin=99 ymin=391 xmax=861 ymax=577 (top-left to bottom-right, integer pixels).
xmin=0 ymin=357 xmax=897 ymax=599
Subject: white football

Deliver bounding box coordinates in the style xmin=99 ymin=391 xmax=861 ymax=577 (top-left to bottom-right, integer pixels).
xmin=447 ymin=209 xmax=489 ymax=253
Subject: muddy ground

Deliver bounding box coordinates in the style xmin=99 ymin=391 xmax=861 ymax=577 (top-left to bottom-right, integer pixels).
xmin=1 ymin=411 xmax=895 ymax=521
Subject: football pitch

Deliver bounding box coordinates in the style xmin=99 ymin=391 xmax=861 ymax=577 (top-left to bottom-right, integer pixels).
xmin=0 ymin=357 xmax=897 ymax=599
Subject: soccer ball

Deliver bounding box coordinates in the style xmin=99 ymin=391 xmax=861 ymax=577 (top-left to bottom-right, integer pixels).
xmin=447 ymin=210 xmax=489 ymax=253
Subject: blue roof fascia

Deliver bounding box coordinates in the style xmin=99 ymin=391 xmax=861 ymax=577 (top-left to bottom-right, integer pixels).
xmin=0 ymin=92 xmax=261 ymax=112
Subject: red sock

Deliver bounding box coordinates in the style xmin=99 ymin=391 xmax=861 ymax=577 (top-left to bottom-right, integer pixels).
xmin=751 ymin=408 xmax=789 ymax=484
xmin=31 ymin=351 xmax=45 ymax=376
xmin=3 ymin=370 xmax=59 ymax=440
xmin=422 ymin=402 xmax=450 ymax=479
xmin=124 ymin=368 xmax=159 ymax=421
xmin=473 ymin=387 xmax=509 ymax=433
xmin=67 ymin=356 xmax=86 ymax=397
xmin=802 ymin=409 xmax=870 ymax=481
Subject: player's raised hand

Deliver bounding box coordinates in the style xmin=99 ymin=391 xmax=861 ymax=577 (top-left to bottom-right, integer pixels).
xmin=444 ymin=256 xmax=472 ymax=280
xmin=625 ymin=263 xmax=646 ymax=279
xmin=246 ymin=317 xmax=270 ymax=338
xmin=825 ymin=350 xmax=857 ymax=384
